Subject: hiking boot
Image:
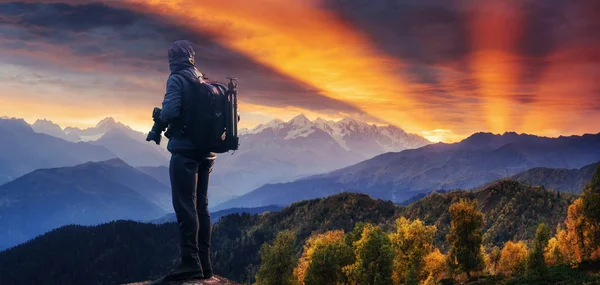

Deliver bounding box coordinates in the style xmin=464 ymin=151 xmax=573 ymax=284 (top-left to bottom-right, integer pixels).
xmin=148 ymin=264 xmax=204 ymax=285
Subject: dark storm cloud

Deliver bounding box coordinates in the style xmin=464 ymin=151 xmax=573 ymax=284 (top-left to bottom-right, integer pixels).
xmin=0 ymin=1 xmax=368 ymax=116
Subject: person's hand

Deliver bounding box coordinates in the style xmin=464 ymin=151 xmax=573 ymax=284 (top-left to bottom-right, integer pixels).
xmin=237 ymin=112 xmax=241 ymax=122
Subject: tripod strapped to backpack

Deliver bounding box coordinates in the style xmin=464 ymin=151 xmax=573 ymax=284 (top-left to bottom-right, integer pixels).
xmin=225 ymin=77 xmax=239 ymax=151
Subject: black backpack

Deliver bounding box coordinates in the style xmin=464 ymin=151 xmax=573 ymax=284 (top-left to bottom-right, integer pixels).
xmin=175 ymin=72 xmax=239 ymax=153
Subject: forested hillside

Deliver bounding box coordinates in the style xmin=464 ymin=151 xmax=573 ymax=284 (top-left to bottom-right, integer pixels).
xmin=403 ymin=180 xmax=576 ymax=249
xmin=0 ymin=180 xmax=579 ymax=284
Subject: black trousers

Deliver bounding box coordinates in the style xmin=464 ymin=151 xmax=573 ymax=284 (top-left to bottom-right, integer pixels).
xmin=169 ymin=153 xmax=214 ymax=276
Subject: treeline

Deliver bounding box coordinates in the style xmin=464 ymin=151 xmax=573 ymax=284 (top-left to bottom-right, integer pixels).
xmin=254 ymin=166 xmax=600 ymax=285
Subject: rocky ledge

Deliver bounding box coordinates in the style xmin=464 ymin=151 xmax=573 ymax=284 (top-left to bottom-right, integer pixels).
xmin=123 ymin=276 xmax=240 ymax=285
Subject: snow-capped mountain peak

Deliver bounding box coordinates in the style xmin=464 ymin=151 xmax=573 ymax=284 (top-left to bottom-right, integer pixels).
xmin=245 ymin=114 xmax=430 ymax=155
xmin=96 ymin=117 xmax=117 ymax=128
xmin=248 ymin=118 xmax=286 ymax=134
xmin=290 ymin=114 xmax=311 ymax=126
xmin=95 ymin=117 xmax=130 ymax=132
xmin=31 ymin=119 xmax=67 ymax=139
xmin=62 ymin=117 xmax=132 ymax=142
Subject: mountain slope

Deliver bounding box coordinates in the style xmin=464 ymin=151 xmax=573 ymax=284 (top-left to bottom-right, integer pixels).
xmin=215 ymin=132 xmax=600 ymax=209
xmin=509 ymin=161 xmax=600 ymax=193
xmin=0 ymin=159 xmax=168 ymax=250
xmin=0 ymin=118 xmax=116 ymax=184
xmin=92 ymin=129 xmax=169 ymax=167
xmin=0 ymin=181 xmax=576 ymax=284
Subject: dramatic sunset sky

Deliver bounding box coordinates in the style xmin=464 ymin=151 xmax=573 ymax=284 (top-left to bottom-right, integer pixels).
xmin=0 ymin=0 xmax=598 ymax=142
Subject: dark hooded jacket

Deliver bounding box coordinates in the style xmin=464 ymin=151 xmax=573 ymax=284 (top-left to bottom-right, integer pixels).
xmin=160 ymin=40 xmax=215 ymax=159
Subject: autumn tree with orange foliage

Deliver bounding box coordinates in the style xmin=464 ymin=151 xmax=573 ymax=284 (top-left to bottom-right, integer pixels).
xmin=563 ymin=198 xmax=595 ymax=263
xmin=422 ymin=248 xmax=448 ymax=285
xmin=497 ymin=241 xmax=528 ymax=276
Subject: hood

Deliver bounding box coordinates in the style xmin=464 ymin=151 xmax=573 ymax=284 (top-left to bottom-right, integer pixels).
xmin=168 ymin=40 xmax=196 ymax=73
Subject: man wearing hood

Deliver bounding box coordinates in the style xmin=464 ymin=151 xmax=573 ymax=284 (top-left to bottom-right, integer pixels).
xmin=151 ymin=40 xmax=217 ymax=284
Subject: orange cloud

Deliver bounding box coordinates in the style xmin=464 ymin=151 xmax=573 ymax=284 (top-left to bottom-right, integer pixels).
xmin=467 ymin=1 xmax=525 ymax=134
xmin=117 ymin=0 xmax=431 ymax=133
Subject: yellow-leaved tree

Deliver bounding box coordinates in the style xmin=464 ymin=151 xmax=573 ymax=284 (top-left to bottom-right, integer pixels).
xmin=487 ymin=246 xmax=502 ymax=275
xmin=294 ymin=230 xmax=354 ymax=285
xmin=422 ymin=248 xmax=448 ymax=285
xmin=497 ymin=241 xmax=528 ymax=276
xmin=343 ymin=223 xmax=394 ymax=285
xmin=389 ymin=217 xmax=437 ymax=284
xmin=544 ymin=233 xmax=564 ymax=266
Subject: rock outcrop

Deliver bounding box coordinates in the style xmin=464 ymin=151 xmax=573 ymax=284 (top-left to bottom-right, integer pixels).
xmin=123 ymin=276 xmax=240 ymax=285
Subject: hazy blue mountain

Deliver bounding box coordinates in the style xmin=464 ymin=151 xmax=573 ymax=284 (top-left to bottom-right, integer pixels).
xmin=92 ymin=128 xmax=169 ymax=167
xmin=214 ymin=132 xmax=600 ymax=210
xmin=509 ymin=161 xmax=600 ymax=193
xmin=0 ymin=118 xmax=116 ymax=184
xmin=31 ymin=119 xmax=79 ymax=141
xmin=0 ymin=158 xmax=168 ymax=250
xmin=137 ymin=166 xmax=170 ymax=186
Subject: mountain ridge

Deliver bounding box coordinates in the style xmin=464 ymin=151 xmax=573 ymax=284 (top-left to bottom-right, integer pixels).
xmin=214 ymin=131 xmax=600 ymax=210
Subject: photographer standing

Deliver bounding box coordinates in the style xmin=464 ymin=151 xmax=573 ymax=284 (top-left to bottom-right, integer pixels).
xmin=150 ymin=40 xmax=217 ymax=284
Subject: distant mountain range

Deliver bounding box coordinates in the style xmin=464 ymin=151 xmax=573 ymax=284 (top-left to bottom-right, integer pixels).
xmin=29 ymin=115 xmax=430 ymax=201
xmin=214 ymin=131 xmax=600 ymax=210
xmin=0 ymin=180 xmax=576 ymax=284
xmin=211 ymin=114 xmax=430 ymax=197
xmin=33 ymin=117 xmax=170 ymax=167
xmin=0 ymin=158 xmax=169 ymax=250
xmin=0 ymin=118 xmax=115 ymax=184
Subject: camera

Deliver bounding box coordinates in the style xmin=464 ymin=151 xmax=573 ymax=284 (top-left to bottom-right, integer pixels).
xmin=146 ymin=107 xmax=167 ymax=145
